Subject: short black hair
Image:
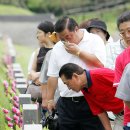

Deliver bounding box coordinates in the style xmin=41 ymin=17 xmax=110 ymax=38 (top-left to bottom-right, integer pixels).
xmin=54 ymin=16 xmax=78 ymax=33
xmin=37 ymin=21 xmax=54 ymax=33
xmin=117 ymin=11 xmax=130 ymax=29
xmin=59 ymin=63 xmax=84 ymax=79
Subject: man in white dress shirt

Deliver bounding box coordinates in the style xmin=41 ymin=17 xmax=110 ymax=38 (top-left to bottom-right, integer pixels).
xmin=46 ymin=16 xmax=106 ymax=130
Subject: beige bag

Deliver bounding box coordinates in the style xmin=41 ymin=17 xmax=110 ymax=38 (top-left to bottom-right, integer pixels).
xmin=26 ymin=83 xmax=42 ymax=99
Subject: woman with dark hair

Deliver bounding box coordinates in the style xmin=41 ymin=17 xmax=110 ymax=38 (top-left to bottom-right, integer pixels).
xmin=27 ymin=21 xmax=54 ymax=99
xmin=26 ymin=21 xmax=55 ymax=126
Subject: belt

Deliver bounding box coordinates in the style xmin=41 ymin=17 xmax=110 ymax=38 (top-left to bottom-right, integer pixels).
xmin=61 ymin=96 xmax=84 ymax=103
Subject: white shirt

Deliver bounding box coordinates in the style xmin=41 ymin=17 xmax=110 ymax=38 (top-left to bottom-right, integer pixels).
xmin=107 ymin=36 xmax=114 ymax=44
xmin=47 ymin=29 xmax=106 ymax=97
xmin=105 ymin=39 xmax=126 ymax=69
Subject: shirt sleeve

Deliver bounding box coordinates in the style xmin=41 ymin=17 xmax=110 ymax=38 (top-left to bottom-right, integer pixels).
xmin=47 ymin=47 xmax=59 ymax=77
xmin=105 ymin=44 xmax=115 ymax=69
xmin=91 ymin=35 xmax=106 ymax=66
xmin=39 ymin=51 xmax=51 ymax=84
xmin=115 ymin=63 xmax=130 ymax=101
xmin=113 ymin=55 xmax=123 ymax=87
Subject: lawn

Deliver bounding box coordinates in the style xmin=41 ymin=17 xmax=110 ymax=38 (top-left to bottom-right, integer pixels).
xmin=0 ymin=40 xmax=33 ymax=130
xmin=0 ymin=4 xmax=33 ymax=15
xmin=0 ymin=39 xmax=48 ymax=130
xmin=0 ymin=40 xmax=21 ymax=130
xmin=14 ymin=44 xmax=34 ymax=77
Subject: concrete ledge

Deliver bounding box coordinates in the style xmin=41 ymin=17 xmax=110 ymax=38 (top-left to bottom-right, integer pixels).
xmin=24 ymin=124 xmax=42 ymax=130
xmin=13 ymin=68 xmax=22 ymax=73
xmin=16 ymin=84 xmax=27 ymax=94
xmin=16 ymin=78 xmax=26 ymax=84
xmin=23 ymin=104 xmax=39 ymax=124
xmin=13 ymin=63 xmax=21 ymax=68
xmin=19 ymin=94 xmax=31 ymax=105
xmin=14 ymin=73 xmax=24 ymax=78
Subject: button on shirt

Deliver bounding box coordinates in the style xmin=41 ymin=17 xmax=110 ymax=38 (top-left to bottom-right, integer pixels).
xmin=47 ymin=29 xmax=106 ymax=97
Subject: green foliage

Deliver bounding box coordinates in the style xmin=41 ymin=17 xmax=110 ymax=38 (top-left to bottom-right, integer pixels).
xmin=69 ymin=4 xmax=130 ymax=34
xmin=0 ymin=4 xmax=33 ymax=15
xmin=26 ymin=0 xmax=91 ymax=15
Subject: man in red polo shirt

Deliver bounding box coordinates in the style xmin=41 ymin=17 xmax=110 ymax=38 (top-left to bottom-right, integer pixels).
xmin=114 ymin=47 xmax=130 ymax=88
xmin=113 ymin=11 xmax=130 ymax=130
xmin=59 ymin=63 xmax=123 ymax=130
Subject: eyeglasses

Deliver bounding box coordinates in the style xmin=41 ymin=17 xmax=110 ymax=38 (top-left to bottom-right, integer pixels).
xmin=119 ymin=28 xmax=130 ymax=37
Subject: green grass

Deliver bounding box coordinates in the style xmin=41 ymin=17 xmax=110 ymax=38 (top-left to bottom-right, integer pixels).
xmin=14 ymin=44 xmax=33 ymax=77
xmin=0 ymin=39 xmax=48 ymax=129
xmin=0 ymin=40 xmax=33 ymax=130
xmin=0 ymin=40 xmax=11 ymax=130
xmin=0 ymin=4 xmax=34 ymax=15
xmin=69 ymin=4 xmax=130 ymax=35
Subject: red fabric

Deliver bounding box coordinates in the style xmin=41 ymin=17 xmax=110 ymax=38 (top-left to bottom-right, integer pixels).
xmin=82 ymin=68 xmax=123 ymax=115
xmin=114 ymin=47 xmax=130 ymax=87
xmin=114 ymin=47 xmax=130 ymax=126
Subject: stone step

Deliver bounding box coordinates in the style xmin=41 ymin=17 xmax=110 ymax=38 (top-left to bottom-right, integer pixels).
xmin=16 ymin=84 xmax=27 ymax=94
xmin=23 ymin=124 xmax=42 ymax=130
xmin=16 ymin=78 xmax=26 ymax=84
xmin=13 ymin=68 xmax=22 ymax=73
xmin=13 ymin=63 xmax=21 ymax=69
xmin=19 ymin=94 xmax=31 ymax=106
xmin=23 ymin=104 xmax=39 ymax=124
xmin=14 ymin=73 xmax=24 ymax=78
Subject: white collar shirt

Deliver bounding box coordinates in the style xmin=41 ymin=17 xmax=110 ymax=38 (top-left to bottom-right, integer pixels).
xmin=47 ymin=29 xmax=106 ymax=97
xmin=105 ymin=39 xmax=126 ymax=70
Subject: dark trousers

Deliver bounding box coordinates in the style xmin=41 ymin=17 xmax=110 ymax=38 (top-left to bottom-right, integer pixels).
xmin=124 ymin=126 xmax=130 ymax=130
xmin=57 ymin=96 xmax=104 ymax=130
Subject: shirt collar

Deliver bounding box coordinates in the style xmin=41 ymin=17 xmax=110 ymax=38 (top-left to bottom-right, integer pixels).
xmin=79 ymin=29 xmax=90 ymax=43
xmin=83 ymin=70 xmax=92 ymax=91
xmin=120 ymin=39 xmax=127 ymax=49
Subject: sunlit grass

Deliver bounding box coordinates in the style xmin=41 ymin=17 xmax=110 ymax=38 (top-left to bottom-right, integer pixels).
xmin=0 ymin=40 xmax=34 ymax=130
xmin=0 ymin=40 xmax=11 ymax=130
xmin=14 ymin=44 xmax=34 ymax=77
xmin=0 ymin=4 xmax=34 ymax=15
